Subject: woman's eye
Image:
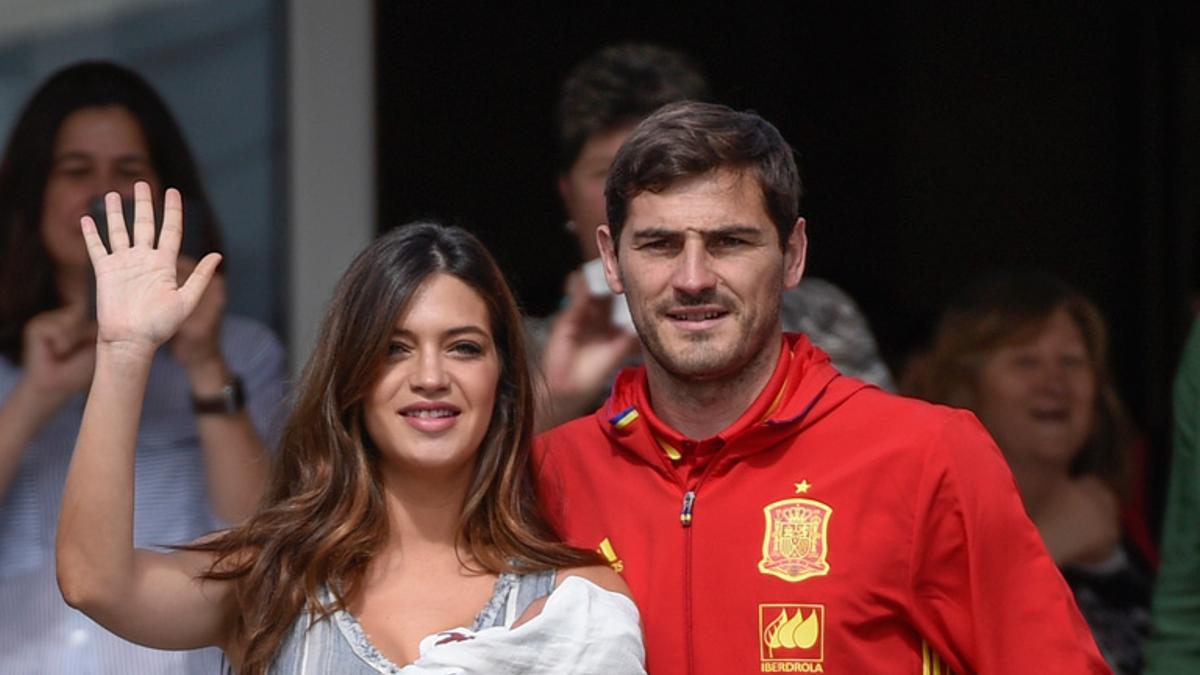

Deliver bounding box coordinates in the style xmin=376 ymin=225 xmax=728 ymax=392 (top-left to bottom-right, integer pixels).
xmin=1061 ymin=355 xmax=1088 ymax=370
xmin=387 ymin=342 xmax=412 ymax=357
xmin=450 ymin=341 xmax=484 ymax=357
xmin=57 ymin=166 xmax=90 ymax=178
xmin=1010 ymin=355 xmax=1039 ymax=369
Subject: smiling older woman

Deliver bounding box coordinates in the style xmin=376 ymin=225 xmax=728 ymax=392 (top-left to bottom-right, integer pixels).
xmin=915 ymin=271 xmax=1150 ymax=675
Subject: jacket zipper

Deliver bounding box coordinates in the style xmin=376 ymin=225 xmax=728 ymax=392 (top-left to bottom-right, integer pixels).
xmin=678 ymin=457 xmax=727 ymax=674
xmin=681 ymin=489 xmax=696 ymax=674
xmin=680 ymin=490 xmax=696 ymax=526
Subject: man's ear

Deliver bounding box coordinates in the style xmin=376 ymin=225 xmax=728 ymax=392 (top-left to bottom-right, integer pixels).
xmin=783 ymin=218 xmax=807 ymax=289
xmin=596 ymin=224 xmax=624 ymax=294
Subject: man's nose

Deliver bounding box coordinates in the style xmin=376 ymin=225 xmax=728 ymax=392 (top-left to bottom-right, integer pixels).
xmin=671 ymin=239 xmax=717 ymax=296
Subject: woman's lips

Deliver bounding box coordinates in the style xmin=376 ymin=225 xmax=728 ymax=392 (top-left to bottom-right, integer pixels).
xmin=400 ymin=403 xmax=461 ymax=433
xmin=1028 ymin=409 xmax=1073 ymax=426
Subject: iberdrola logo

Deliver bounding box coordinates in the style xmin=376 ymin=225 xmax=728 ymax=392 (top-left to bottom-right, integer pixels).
xmin=759 ymin=604 xmax=825 ymax=671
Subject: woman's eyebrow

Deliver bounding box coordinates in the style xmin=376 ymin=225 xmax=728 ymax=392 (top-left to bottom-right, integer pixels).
xmin=52 ymin=151 xmax=93 ymax=164
xmin=391 ymin=325 xmax=490 ymax=338
xmin=443 ymin=325 xmax=490 ymax=338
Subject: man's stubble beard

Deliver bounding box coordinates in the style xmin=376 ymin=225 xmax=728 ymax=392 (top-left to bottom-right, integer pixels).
xmin=629 ymin=290 xmax=781 ymax=386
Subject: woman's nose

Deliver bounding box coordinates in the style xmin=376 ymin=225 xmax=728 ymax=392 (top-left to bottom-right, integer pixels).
xmin=411 ymin=351 xmax=450 ymax=391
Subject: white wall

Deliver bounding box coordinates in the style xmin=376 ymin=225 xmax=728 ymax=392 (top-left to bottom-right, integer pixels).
xmin=286 ymin=0 xmax=375 ymax=374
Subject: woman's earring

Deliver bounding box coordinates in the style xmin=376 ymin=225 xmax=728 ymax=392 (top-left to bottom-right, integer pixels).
xmin=565 ymin=220 xmax=576 ymax=232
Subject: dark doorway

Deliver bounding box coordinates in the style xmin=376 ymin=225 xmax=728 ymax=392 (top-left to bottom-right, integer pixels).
xmin=376 ymin=3 xmax=1200 ymax=524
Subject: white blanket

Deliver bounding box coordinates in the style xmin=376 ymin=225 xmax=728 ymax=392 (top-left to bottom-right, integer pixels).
xmin=403 ymin=575 xmax=645 ymax=674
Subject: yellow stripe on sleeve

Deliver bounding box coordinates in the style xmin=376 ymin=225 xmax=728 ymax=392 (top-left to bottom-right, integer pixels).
xmin=921 ymin=639 xmax=954 ymax=675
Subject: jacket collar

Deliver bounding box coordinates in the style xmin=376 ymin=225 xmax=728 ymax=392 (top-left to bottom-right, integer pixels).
xmin=598 ymin=333 xmax=867 ymax=478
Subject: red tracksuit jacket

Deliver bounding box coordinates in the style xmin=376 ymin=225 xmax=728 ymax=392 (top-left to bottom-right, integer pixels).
xmin=535 ymin=333 xmax=1108 ymax=674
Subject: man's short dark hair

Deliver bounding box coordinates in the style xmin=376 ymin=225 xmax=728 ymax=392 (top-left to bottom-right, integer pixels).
xmin=556 ymin=44 xmax=711 ymax=172
xmin=604 ymin=101 xmax=803 ymax=249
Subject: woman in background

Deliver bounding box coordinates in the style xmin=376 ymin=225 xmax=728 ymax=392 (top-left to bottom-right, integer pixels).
xmin=55 ymin=192 xmax=644 ymax=674
xmin=0 ymin=62 xmax=285 ymax=673
xmin=0 ymin=60 xmax=284 ymax=667
xmin=916 ymin=272 xmax=1150 ymax=674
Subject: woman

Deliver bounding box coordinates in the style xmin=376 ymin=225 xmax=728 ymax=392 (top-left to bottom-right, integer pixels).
xmin=56 ymin=186 xmax=645 ymax=674
xmin=916 ymin=272 xmax=1150 ymax=674
xmin=0 ymin=62 xmax=284 ymax=672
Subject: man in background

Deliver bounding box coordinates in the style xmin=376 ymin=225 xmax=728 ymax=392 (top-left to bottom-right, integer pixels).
xmin=532 ymin=43 xmax=892 ymax=431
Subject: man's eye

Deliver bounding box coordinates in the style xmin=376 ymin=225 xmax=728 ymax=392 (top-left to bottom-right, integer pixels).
xmin=714 ymin=236 xmax=746 ymax=249
xmin=639 ymin=239 xmax=673 ymax=251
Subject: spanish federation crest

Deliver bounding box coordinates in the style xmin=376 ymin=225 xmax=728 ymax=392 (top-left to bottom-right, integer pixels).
xmin=758 ymin=498 xmax=832 ymax=583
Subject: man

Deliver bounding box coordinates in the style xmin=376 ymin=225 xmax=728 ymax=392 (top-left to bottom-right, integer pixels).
xmin=535 ymin=101 xmax=1107 ymax=673
xmin=534 ymin=43 xmax=892 ymax=432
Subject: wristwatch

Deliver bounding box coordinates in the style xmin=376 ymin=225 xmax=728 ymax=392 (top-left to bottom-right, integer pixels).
xmin=191 ymin=376 xmax=245 ymax=415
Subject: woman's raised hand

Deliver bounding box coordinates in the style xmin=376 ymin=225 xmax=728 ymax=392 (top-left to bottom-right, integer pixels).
xmin=59 ymin=184 xmax=236 ymax=651
xmin=80 ymin=181 xmax=222 ymax=359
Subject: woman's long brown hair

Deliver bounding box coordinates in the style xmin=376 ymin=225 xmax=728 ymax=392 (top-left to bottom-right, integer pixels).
xmin=187 ymin=223 xmax=597 ymax=674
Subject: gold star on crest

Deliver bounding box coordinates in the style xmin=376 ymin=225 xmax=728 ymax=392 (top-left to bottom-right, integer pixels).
xmin=794 ymin=480 xmax=812 ymax=494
